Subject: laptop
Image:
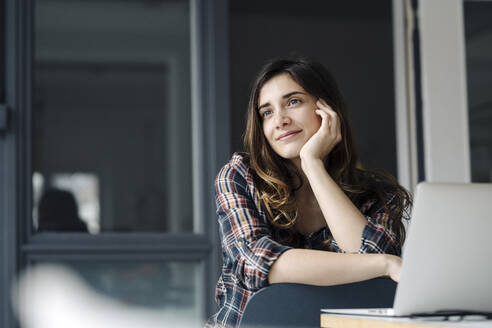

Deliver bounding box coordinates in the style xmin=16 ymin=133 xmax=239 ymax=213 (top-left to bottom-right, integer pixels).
xmin=322 ymin=182 xmax=492 ymax=317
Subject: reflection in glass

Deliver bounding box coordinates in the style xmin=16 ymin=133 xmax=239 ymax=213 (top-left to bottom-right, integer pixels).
xmin=32 ymin=0 xmax=193 ymax=233
xmin=464 ymin=1 xmax=492 ymax=182
xmin=33 ymin=172 xmax=99 ymax=233
xmin=37 ymin=188 xmax=88 ymax=232
xmin=51 ymin=173 xmax=100 ymax=233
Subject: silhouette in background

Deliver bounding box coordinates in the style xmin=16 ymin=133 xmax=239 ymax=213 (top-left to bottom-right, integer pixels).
xmin=38 ymin=188 xmax=88 ymax=232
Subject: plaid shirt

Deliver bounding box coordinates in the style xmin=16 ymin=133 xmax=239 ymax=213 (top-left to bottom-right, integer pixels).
xmin=205 ymin=153 xmax=402 ymax=328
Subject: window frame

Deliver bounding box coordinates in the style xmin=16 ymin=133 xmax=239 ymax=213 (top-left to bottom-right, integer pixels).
xmin=2 ymin=0 xmax=230 ymax=325
xmin=393 ymin=0 xmax=420 ymax=192
xmin=417 ymin=0 xmax=471 ymax=183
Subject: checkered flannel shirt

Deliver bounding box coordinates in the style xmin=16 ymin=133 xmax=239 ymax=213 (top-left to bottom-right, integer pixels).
xmin=205 ymin=153 xmax=402 ymax=328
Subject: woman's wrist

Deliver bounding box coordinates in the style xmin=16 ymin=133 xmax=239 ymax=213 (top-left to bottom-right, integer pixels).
xmin=381 ymin=254 xmax=402 ymax=282
xmin=366 ymin=254 xmax=391 ymax=278
xmin=300 ymin=155 xmax=324 ymax=173
xmin=381 ymin=254 xmax=391 ymax=277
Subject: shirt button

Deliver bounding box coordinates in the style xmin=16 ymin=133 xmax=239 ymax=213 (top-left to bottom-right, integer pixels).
xmin=237 ymin=241 xmax=243 ymax=247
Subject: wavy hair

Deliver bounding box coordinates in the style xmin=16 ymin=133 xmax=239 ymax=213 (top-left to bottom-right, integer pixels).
xmin=244 ymin=56 xmax=412 ymax=248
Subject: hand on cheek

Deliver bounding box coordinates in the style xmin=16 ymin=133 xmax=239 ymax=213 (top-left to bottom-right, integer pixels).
xmin=299 ymin=99 xmax=342 ymax=161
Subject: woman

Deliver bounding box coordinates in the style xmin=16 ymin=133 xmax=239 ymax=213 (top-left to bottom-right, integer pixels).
xmin=205 ymin=56 xmax=412 ymax=328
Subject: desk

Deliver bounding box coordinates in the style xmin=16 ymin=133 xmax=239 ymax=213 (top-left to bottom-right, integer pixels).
xmin=321 ymin=313 xmax=492 ymax=328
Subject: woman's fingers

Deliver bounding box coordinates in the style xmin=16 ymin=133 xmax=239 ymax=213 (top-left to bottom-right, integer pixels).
xmin=302 ymin=99 xmax=342 ymax=159
xmin=316 ymin=99 xmax=340 ymax=138
xmin=317 ymin=98 xmax=330 ymax=108
xmin=315 ymin=108 xmax=330 ymax=131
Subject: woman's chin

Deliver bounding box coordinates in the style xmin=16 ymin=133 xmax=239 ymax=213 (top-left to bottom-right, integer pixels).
xmin=275 ymin=150 xmax=301 ymax=161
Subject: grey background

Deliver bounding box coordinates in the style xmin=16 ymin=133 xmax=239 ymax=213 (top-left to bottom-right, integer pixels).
xmin=229 ymin=0 xmax=397 ymax=176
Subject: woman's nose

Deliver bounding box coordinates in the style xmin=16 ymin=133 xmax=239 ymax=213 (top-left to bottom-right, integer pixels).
xmin=274 ymin=111 xmax=291 ymax=128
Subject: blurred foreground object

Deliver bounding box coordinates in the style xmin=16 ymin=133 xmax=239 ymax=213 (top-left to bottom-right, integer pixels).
xmin=13 ymin=265 xmax=198 ymax=328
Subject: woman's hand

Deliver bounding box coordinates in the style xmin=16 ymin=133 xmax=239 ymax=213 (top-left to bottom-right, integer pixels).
xmin=299 ymin=99 xmax=342 ymax=162
xmin=383 ymin=254 xmax=402 ymax=283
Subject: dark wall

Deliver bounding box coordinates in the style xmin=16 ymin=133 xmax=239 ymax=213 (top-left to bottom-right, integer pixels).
xmin=229 ymin=0 xmax=397 ymax=176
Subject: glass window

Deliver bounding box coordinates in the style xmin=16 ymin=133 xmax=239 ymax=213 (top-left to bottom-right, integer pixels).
xmin=27 ymin=260 xmax=202 ymax=326
xmin=464 ymin=1 xmax=492 ymax=182
xmin=32 ymin=0 xmax=193 ymax=233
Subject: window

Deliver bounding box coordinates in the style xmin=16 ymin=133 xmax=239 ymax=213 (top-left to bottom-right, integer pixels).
xmin=2 ymin=0 xmax=228 ymax=326
xmin=464 ymin=0 xmax=492 ymax=182
xmin=33 ymin=0 xmax=193 ymax=233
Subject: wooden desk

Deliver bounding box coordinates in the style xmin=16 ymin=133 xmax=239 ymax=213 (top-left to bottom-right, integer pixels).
xmin=321 ymin=313 xmax=492 ymax=328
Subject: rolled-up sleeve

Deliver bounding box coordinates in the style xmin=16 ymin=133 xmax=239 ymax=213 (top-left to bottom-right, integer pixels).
xmin=358 ymin=195 xmax=402 ymax=256
xmin=216 ymin=162 xmax=292 ymax=292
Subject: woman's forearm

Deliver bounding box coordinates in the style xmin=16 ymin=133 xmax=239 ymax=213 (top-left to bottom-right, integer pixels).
xmin=301 ymin=157 xmax=367 ymax=252
xmin=268 ymin=248 xmax=389 ymax=286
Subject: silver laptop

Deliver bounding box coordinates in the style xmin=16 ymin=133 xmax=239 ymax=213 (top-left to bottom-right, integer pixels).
xmin=322 ymin=182 xmax=492 ymax=317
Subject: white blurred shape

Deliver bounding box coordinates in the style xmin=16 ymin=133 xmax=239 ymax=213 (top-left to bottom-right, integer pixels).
xmin=13 ymin=265 xmax=199 ymax=328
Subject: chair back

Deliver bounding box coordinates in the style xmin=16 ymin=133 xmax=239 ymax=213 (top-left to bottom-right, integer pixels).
xmin=239 ymin=278 xmax=397 ymax=328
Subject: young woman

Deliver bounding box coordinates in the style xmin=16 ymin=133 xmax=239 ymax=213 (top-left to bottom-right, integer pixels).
xmin=205 ymin=57 xmax=412 ymax=328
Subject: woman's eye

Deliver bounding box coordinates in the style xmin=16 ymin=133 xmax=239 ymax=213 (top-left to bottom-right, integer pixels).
xmin=262 ymin=110 xmax=272 ymax=118
xmin=288 ymin=98 xmax=301 ymax=106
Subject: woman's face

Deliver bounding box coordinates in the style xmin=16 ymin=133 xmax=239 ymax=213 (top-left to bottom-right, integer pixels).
xmin=258 ymin=73 xmax=321 ymax=160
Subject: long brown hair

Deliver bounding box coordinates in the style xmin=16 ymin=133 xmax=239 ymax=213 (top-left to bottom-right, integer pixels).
xmin=244 ymin=56 xmax=412 ymax=248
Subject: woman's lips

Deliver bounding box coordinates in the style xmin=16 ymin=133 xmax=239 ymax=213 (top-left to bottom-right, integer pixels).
xmin=277 ymin=130 xmax=302 ymax=141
